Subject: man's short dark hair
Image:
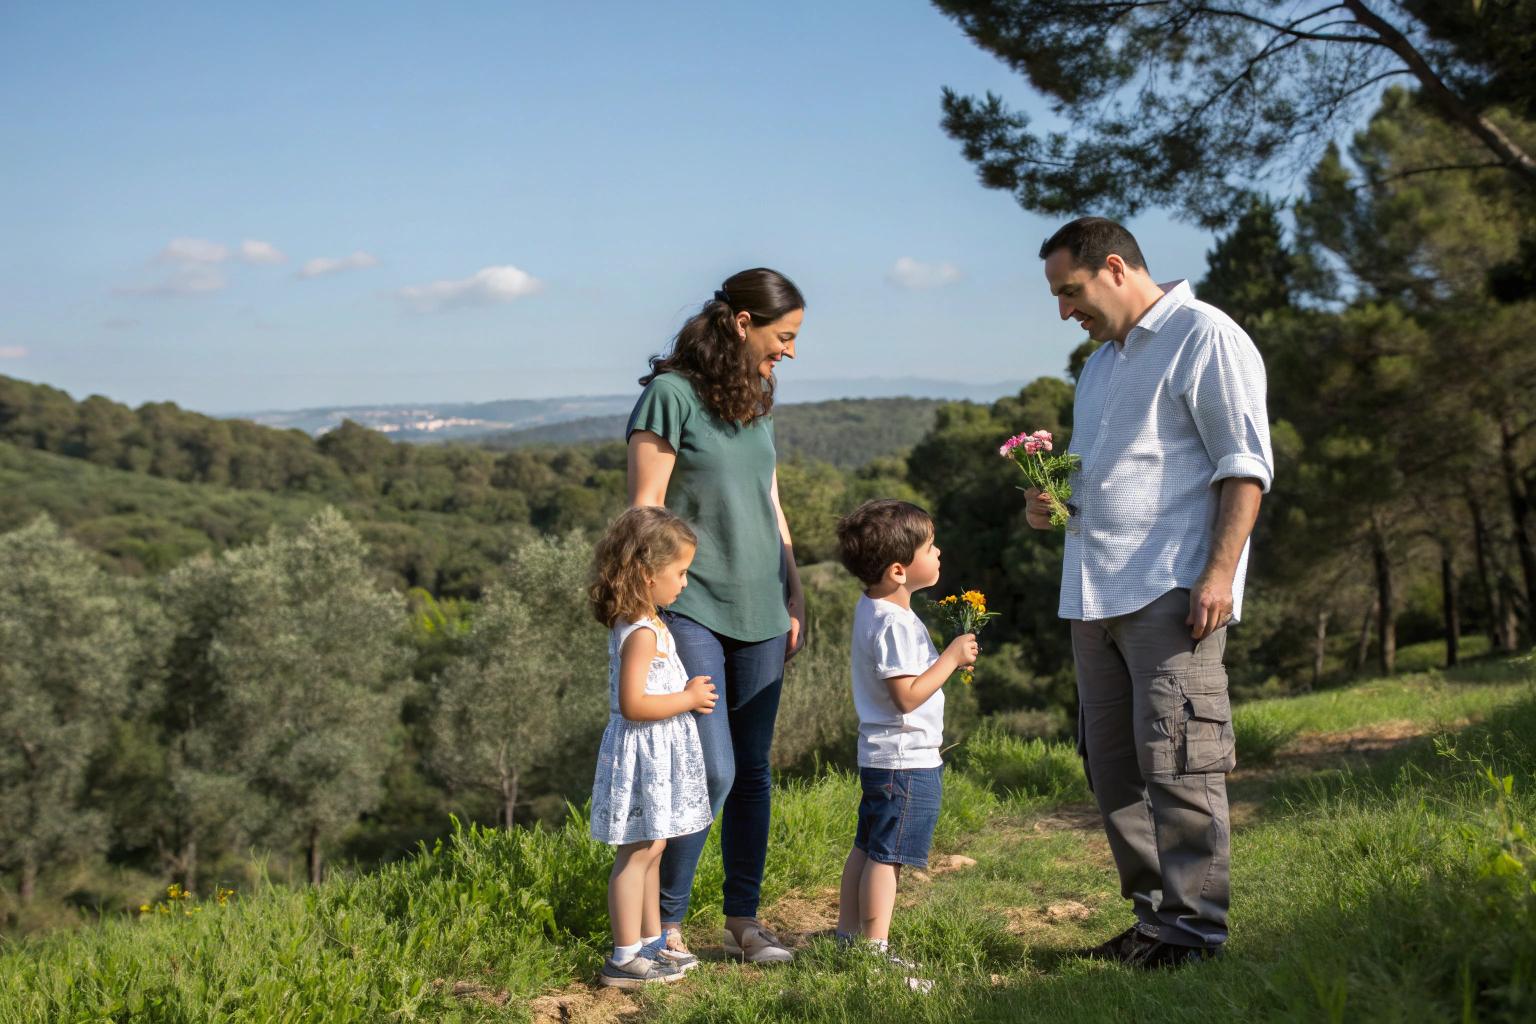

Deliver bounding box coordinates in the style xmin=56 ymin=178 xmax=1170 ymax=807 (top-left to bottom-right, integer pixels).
xmin=836 ymin=499 xmax=934 ymax=588
xmin=1038 ymin=216 xmax=1148 ymax=272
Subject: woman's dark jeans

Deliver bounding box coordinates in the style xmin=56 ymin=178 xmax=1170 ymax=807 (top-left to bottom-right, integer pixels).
xmin=658 ymin=611 xmax=786 ymax=923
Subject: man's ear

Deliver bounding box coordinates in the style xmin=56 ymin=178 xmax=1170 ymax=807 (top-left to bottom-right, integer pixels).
xmin=1105 ymin=253 xmax=1127 ymax=284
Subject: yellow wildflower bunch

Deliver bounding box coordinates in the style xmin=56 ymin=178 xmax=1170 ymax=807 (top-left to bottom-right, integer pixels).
xmin=927 ymin=588 xmax=1000 ymax=685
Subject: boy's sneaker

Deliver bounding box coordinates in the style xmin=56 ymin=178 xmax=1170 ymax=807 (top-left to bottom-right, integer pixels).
xmin=645 ymin=930 xmax=700 ymax=973
xmin=598 ymin=954 xmax=684 ymax=989
xmin=723 ymin=920 xmax=794 ymax=964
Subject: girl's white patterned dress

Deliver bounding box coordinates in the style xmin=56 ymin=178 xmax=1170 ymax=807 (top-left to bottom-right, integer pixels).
xmin=589 ymin=618 xmax=711 ymax=845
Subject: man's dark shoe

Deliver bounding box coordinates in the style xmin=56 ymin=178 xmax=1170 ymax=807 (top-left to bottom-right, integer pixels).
xmin=1073 ymin=925 xmax=1153 ymax=962
xmin=1127 ymin=939 xmax=1223 ymax=970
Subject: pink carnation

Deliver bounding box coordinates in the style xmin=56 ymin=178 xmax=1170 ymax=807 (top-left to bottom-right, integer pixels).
xmin=998 ymin=432 xmax=1031 ymax=458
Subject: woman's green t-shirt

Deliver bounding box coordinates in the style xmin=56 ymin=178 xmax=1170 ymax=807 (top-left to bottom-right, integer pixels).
xmin=627 ymin=373 xmax=789 ymax=643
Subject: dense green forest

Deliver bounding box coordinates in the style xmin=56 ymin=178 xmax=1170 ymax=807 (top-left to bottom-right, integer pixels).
xmin=4 ymin=87 xmax=1535 ymax=938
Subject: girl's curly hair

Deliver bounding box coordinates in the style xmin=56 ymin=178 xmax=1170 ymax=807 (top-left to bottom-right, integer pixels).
xmin=640 ymin=267 xmax=805 ymax=425
xmin=589 ymin=506 xmax=698 ymax=627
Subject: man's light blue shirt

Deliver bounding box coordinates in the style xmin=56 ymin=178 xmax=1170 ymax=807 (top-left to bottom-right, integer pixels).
xmin=1060 ymin=280 xmax=1274 ymax=623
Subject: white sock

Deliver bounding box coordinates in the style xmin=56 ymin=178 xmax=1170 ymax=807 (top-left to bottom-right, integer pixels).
xmin=612 ymin=940 xmax=644 ymax=965
xmin=871 ymin=938 xmax=889 ymax=952
xmin=641 ymin=933 xmax=662 ymax=952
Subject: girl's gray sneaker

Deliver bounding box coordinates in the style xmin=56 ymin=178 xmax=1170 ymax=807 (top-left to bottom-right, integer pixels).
xmin=598 ymin=954 xmax=684 ymax=989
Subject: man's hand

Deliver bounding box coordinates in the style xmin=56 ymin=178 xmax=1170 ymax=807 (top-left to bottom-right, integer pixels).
xmin=1024 ymin=488 xmax=1054 ymax=531
xmin=1186 ymin=570 xmax=1234 ymax=640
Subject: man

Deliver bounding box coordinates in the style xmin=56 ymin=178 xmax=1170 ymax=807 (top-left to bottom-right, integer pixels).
xmin=1027 ymin=217 xmax=1272 ymax=968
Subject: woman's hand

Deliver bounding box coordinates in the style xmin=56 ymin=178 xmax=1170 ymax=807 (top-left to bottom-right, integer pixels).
xmin=785 ymin=589 xmax=806 ymax=661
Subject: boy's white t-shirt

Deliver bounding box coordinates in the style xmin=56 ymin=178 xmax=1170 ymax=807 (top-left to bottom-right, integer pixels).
xmin=851 ymin=594 xmax=944 ymax=769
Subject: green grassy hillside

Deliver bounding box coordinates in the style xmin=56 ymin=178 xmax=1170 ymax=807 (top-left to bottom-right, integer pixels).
xmin=3 ymin=652 xmax=1532 ymax=1022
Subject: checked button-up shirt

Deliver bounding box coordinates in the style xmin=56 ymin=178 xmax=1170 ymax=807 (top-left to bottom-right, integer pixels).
xmin=1059 ymin=280 xmax=1274 ymax=623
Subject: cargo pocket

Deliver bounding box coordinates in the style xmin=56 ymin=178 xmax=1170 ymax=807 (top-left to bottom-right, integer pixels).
xmin=1139 ymin=674 xmax=1185 ymax=778
xmin=1183 ymin=691 xmax=1237 ymax=774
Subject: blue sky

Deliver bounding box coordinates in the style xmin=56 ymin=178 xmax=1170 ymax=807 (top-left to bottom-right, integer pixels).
xmin=0 ymin=1 xmax=1218 ymax=414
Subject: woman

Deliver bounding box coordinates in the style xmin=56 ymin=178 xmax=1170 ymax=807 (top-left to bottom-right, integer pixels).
xmin=626 ymin=267 xmax=806 ymax=965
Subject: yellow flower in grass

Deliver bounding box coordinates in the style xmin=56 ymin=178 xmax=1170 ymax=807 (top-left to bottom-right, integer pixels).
xmin=938 ymin=595 xmax=958 ymax=607
xmin=961 ymin=590 xmax=987 ymax=613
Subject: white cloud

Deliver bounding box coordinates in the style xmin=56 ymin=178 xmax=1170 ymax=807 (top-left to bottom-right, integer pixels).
xmin=299 ymin=250 xmax=380 ymax=279
xmin=116 ymin=266 xmax=228 ymax=296
xmin=0 ymin=346 xmax=28 ymax=359
xmin=397 ymin=265 xmax=544 ymax=312
xmin=239 ymin=239 xmax=286 ymax=265
xmin=886 ymin=257 xmax=963 ymax=291
xmin=158 ymin=237 xmax=229 ymax=265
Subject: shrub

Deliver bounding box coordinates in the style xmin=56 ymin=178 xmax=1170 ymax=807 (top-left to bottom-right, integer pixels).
xmin=1233 ymin=703 xmax=1301 ymax=767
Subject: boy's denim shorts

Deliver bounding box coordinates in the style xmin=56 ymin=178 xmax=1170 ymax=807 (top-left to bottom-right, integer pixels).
xmin=854 ymin=765 xmax=943 ymax=869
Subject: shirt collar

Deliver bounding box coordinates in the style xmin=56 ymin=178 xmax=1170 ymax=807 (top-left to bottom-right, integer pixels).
xmin=1125 ymin=280 xmax=1192 ymax=343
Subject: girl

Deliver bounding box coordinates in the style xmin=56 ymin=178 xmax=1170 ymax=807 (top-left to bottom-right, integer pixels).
xmin=588 ymin=506 xmax=719 ymax=989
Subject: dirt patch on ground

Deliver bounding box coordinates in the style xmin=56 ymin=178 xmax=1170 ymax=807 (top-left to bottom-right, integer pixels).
xmin=1287 ymin=719 xmax=1439 ymax=762
xmin=527 ymin=987 xmax=641 ymax=1024
xmin=760 ymin=886 xmax=841 ymax=946
xmin=1234 ymin=718 xmax=1444 ymax=783
xmin=1002 ymin=898 xmax=1098 ymax=937
xmin=1029 ymin=805 xmax=1103 ymax=835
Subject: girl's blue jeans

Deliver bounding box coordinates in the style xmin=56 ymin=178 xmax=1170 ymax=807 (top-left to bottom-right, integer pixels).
xmin=658 ymin=611 xmax=786 ymax=923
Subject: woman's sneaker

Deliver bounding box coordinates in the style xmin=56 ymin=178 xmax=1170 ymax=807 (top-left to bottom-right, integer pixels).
xmin=598 ymin=954 xmax=684 ymax=989
xmin=723 ymin=920 xmax=794 ymax=964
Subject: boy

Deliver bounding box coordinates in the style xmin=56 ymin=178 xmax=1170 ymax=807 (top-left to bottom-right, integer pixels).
xmin=833 ymin=499 xmax=978 ymax=984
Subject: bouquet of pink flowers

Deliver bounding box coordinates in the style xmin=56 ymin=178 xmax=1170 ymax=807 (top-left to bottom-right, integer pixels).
xmin=999 ymin=429 xmax=1080 ymax=529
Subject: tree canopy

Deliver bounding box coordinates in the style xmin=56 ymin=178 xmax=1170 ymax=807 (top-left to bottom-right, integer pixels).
xmin=934 ymin=0 xmax=1536 ymax=226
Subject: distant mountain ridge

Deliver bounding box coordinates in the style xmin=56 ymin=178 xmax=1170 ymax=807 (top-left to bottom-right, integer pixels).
xmin=237 ymin=395 xmax=636 ymax=442
xmin=230 ymin=376 xmax=1028 ymax=443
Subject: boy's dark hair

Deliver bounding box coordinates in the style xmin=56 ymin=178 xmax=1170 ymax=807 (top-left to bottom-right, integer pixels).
xmin=836 ymin=499 xmax=934 ymax=588
xmin=1038 ymin=216 xmax=1148 ymax=272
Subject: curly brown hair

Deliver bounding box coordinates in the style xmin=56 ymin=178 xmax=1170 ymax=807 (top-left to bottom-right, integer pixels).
xmin=589 ymin=506 xmax=699 ymax=627
xmin=639 ymin=267 xmax=805 ymax=425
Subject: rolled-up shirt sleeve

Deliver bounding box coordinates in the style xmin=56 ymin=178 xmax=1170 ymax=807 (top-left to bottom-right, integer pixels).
xmin=1184 ymin=324 xmax=1274 ymax=493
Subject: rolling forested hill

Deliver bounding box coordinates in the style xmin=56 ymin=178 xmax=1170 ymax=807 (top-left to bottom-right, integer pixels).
xmin=474 ymin=397 xmax=946 ymax=469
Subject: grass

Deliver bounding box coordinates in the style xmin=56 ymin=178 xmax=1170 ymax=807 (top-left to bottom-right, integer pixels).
xmin=3 ymin=654 xmax=1534 ymax=1022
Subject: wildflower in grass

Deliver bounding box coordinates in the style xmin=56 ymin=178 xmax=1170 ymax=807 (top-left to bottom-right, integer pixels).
xmin=999 ymin=428 xmax=1080 ymax=528
xmin=931 ymin=590 xmax=999 ymax=685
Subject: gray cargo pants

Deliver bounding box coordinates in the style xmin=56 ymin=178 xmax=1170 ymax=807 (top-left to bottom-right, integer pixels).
xmin=1071 ymin=588 xmax=1237 ymax=949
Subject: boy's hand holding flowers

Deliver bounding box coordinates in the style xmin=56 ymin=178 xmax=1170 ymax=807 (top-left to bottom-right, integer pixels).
xmin=1001 ymin=430 xmax=1080 ymax=529
xmin=931 ymin=590 xmax=998 ymax=685
xmin=943 ymin=633 xmax=979 ymax=675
